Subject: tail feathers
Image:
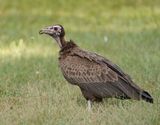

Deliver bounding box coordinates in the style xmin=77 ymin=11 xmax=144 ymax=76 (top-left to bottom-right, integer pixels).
xmin=141 ymin=90 xmax=153 ymax=103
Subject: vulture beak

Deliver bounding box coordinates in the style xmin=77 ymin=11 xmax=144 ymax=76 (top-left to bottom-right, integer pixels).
xmin=39 ymin=27 xmax=52 ymax=35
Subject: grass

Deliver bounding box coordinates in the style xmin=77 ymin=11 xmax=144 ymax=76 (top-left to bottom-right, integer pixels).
xmin=0 ymin=0 xmax=160 ymax=124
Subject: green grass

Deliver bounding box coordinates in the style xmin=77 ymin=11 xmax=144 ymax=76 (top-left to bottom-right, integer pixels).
xmin=0 ymin=0 xmax=160 ymax=124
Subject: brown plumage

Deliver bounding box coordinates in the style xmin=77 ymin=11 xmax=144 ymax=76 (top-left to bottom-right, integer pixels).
xmin=39 ymin=24 xmax=153 ymax=109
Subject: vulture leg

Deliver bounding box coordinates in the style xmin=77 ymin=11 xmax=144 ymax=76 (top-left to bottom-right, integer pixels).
xmin=80 ymin=87 xmax=94 ymax=111
xmin=87 ymin=100 xmax=92 ymax=111
xmin=80 ymin=87 xmax=103 ymax=111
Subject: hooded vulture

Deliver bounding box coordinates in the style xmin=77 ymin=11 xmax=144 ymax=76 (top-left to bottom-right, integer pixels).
xmin=39 ymin=24 xmax=153 ymax=110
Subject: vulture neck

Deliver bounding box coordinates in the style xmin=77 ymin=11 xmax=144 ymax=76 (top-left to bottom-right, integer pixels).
xmin=54 ymin=36 xmax=67 ymax=48
xmin=60 ymin=40 xmax=77 ymax=54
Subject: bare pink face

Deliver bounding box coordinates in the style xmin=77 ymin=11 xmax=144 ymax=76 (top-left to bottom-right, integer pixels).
xmin=39 ymin=24 xmax=65 ymax=48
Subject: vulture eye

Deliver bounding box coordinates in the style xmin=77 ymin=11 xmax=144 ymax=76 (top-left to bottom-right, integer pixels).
xmin=54 ymin=27 xmax=58 ymax=31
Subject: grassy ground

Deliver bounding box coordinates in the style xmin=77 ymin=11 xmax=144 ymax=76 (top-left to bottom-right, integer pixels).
xmin=0 ymin=0 xmax=160 ymax=125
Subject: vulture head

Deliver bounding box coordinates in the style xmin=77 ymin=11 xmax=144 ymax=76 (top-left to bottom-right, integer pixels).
xmin=39 ymin=24 xmax=65 ymax=48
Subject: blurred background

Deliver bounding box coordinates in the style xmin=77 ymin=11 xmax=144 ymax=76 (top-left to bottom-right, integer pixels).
xmin=0 ymin=0 xmax=160 ymax=125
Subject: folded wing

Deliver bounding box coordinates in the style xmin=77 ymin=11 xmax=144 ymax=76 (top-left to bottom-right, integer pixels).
xmin=60 ymin=47 xmax=144 ymax=100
